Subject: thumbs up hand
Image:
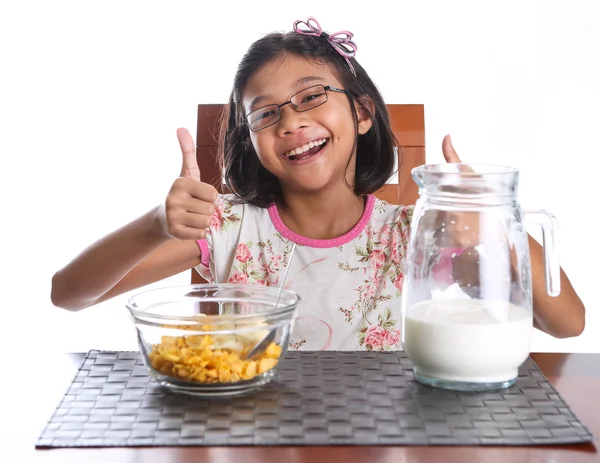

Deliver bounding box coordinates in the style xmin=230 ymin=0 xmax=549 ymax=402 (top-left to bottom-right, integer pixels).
xmin=157 ymin=128 xmax=219 ymax=240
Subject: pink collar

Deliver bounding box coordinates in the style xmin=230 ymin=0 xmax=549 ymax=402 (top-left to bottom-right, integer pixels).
xmin=268 ymin=194 xmax=376 ymax=248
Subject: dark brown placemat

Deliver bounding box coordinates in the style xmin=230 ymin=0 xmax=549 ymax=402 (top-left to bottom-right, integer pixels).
xmin=36 ymin=350 xmax=593 ymax=447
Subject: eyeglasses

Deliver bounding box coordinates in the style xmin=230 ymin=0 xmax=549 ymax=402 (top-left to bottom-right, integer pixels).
xmin=246 ymin=84 xmax=348 ymax=132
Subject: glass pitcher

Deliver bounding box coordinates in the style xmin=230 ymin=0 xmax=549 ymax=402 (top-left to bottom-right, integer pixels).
xmin=401 ymin=163 xmax=560 ymax=391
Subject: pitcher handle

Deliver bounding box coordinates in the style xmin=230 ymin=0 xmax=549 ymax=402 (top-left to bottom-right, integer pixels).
xmin=524 ymin=210 xmax=560 ymax=297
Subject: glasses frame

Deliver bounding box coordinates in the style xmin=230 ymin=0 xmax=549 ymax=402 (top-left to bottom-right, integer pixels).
xmin=245 ymin=84 xmax=348 ymax=132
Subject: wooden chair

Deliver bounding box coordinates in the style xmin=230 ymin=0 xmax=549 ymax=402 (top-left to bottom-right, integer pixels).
xmin=191 ymin=104 xmax=426 ymax=284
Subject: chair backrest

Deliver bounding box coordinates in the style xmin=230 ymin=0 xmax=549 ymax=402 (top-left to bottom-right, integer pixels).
xmin=192 ymin=103 xmax=426 ymax=283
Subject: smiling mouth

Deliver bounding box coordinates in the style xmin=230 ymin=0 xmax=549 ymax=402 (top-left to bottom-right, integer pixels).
xmin=283 ymin=138 xmax=328 ymax=161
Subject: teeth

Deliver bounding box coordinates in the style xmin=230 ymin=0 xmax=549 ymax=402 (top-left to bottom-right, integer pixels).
xmin=284 ymin=138 xmax=327 ymax=158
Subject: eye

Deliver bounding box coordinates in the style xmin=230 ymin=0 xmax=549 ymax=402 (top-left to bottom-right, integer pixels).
xmin=257 ymin=109 xmax=277 ymax=120
xmin=301 ymin=90 xmax=327 ymax=103
xmin=301 ymin=94 xmax=321 ymax=103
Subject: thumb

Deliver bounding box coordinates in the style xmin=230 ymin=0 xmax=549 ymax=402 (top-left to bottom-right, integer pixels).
xmin=442 ymin=134 xmax=462 ymax=163
xmin=177 ymin=128 xmax=201 ymax=181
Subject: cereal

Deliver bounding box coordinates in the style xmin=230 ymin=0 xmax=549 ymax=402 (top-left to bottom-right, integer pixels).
xmin=148 ymin=333 xmax=282 ymax=384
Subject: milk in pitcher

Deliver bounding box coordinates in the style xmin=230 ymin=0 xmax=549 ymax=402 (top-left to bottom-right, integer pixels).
xmin=403 ymin=299 xmax=532 ymax=386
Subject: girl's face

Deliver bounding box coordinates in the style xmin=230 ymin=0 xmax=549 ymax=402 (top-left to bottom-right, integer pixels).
xmin=242 ymin=54 xmax=372 ymax=196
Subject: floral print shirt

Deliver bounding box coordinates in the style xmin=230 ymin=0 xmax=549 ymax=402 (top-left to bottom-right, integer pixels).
xmin=195 ymin=194 xmax=414 ymax=351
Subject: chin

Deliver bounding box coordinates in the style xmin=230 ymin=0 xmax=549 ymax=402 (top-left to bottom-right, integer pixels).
xmin=288 ymin=178 xmax=342 ymax=195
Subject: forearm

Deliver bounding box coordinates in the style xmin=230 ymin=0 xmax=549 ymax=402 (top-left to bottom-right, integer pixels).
xmin=51 ymin=206 xmax=169 ymax=310
xmin=449 ymin=235 xmax=585 ymax=338
xmin=528 ymin=235 xmax=585 ymax=338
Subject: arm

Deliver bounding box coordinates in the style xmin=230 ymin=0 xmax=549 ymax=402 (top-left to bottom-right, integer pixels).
xmin=528 ymin=235 xmax=585 ymax=338
xmin=51 ymin=128 xmax=218 ymax=311
xmin=441 ymin=135 xmax=585 ymax=339
xmin=451 ymin=238 xmax=585 ymax=338
xmin=51 ymin=207 xmax=203 ymax=311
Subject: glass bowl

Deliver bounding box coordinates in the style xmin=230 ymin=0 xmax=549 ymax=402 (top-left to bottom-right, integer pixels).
xmin=126 ymin=283 xmax=299 ymax=396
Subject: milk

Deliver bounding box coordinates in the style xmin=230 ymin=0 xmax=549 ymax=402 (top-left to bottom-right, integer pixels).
xmin=403 ymin=299 xmax=532 ymax=384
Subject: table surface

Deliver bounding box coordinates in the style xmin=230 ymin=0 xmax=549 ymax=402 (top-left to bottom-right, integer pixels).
xmin=9 ymin=352 xmax=599 ymax=462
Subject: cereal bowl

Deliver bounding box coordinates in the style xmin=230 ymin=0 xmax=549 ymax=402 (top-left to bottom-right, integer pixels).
xmin=126 ymin=284 xmax=299 ymax=396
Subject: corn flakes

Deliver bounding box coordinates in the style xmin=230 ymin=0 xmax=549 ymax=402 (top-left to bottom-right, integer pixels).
xmin=148 ymin=333 xmax=282 ymax=384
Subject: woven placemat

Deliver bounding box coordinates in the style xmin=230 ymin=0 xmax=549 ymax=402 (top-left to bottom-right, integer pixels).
xmin=36 ymin=350 xmax=593 ymax=448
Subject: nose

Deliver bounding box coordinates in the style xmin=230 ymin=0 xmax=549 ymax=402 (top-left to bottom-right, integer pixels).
xmin=276 ymin=105 xmax=309 ymax=136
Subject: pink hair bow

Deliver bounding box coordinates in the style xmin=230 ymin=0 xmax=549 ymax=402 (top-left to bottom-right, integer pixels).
xmin=293 ymin=16 xmax=357 ymax=76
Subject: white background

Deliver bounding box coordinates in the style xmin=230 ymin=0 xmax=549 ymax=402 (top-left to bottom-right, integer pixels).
xmin=1 ymin=0 xmax=598 ymax=355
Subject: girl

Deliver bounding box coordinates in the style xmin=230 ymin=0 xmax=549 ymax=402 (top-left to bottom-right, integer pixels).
xmin=51 ymin=17 xmax=585 ymax=350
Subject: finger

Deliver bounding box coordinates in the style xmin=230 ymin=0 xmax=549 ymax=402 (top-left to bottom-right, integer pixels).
xmin=442 ymin=134 xmax=462 ymax=163
xmin=175 ymin=177 xmax=218 ymax=202
xmin=174 ymin=226 xmax=208 ymax=241
xmin=165 ymin=209 xmax=211 ymax=238
xmin=182 ymin=214 xmax=212 ymax=231
xmin=180 ymin=211 xmax=212 ymax=230
xmin=177 ymin=128 xmax=201 ymax=181
xmin=180 ymin=196 xmax=216 ymax=216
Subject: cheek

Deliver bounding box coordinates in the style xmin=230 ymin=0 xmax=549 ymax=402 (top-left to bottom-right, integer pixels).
xmin=322 ymin=103 xmax=356 ymax=143
xmin=250 ymin=134 xmax=278 ymax=168
xmin=248 ymin=133 xmax=264 ymax=157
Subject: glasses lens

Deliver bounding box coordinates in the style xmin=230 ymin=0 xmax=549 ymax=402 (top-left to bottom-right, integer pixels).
xmin=293 ymin=85 xmax=327 ymax=111
xmin=248 ymin=105 xmax=279 ymax=131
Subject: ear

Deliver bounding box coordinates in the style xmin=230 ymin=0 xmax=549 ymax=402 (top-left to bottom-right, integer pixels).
xmin=354 ymin=96 xmax=375 ymax=135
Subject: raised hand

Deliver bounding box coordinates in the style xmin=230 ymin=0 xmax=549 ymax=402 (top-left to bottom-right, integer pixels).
xmin=157 ymin=128 xmax=219 ymax=240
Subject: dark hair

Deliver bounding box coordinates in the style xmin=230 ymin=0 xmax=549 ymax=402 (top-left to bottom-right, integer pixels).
xmin=218 ymin=29 xmax=398 ymax=208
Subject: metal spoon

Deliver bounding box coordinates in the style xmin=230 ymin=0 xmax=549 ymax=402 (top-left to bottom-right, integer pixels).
xmin=244 ymin=242 xmax=297 ymax=359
